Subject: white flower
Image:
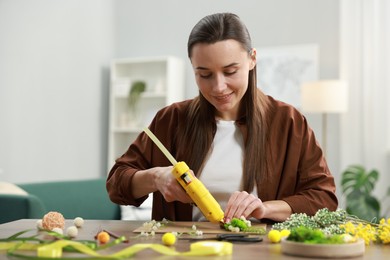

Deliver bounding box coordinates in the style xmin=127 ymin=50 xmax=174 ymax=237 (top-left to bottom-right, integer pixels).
xmin=140 ymin=231 xmax=149 ymax=237
xmin=143 ymin=222 xmax=152 ymax=228
xmin=342 ymin=234 xmax=355 ymax=243
xmin=195 ymin=230 xmax=203 ymax=236
xmin=192 ymin=225 xmax=197 ymax=230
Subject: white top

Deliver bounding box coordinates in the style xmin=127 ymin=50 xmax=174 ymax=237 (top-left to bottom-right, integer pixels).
xmin=192 ymin=120 xmax=244 ymax=221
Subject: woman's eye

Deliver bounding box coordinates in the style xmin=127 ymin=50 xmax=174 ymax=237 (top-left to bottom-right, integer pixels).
xmin=224 ymin=70 xmax=237 ymax=75
xmin=199 ymin=73 xmax=212 ymax=79
xmin=198 ymin=69 xmax=237 ymax=79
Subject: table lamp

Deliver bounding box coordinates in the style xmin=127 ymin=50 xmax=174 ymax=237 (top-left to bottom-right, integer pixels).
xmin=301 ymin=80 xmax=348 ymax=156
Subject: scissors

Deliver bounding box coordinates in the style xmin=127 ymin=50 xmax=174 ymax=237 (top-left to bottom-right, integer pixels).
xmin=180 ymin=233 xmax=263 ymax=243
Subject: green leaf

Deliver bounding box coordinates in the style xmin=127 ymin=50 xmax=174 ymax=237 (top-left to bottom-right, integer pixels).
xmin=128 ymin=81 xmax=146 ymax=108
xmin=341 ymin=165 xmax=379 ymax=197
xmin=0 ymin=229 xmax=39 ymax=242
xmin=363 ymin=170 xmax=379 ymax=194
xmin=341 ymin=166 xmax=364 ymax=196
xmin=341 ymin=164 xmax=388 ymax=222
xmin=365 ymin=196 xmax=380 ymax=212
xmin=346 ymin=193 xmax=380 ymax=222
xmin=7 ymin=229 xmax=34 ymax=240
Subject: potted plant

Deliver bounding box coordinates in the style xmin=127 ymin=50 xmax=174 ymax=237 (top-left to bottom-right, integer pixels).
xmin=127 ymin=81 xmax=146 ymax=124
xmin=341 ymin=165 xmax=390 ymax=222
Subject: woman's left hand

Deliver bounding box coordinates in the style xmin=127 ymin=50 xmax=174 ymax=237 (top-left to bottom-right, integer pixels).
xmin=224 ymin=191 xmax=266 ymax=222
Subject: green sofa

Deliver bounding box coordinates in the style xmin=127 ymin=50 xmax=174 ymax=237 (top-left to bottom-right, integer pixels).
xmin=0 ymin=178 xmax=121 ymax=224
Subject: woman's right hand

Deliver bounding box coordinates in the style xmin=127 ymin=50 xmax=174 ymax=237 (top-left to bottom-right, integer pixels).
xmin=153 ymin=166 xmax=193 ymax=203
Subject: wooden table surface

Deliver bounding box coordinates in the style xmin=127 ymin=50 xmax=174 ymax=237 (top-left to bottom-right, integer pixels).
xmin=1 ymin=219 xmax=390 ymax=259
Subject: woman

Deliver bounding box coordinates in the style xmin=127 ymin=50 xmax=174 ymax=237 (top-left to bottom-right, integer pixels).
xmin=106 ymin=13 xmax=338 ymax=223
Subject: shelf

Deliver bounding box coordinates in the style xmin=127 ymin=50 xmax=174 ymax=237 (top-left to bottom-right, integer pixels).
xmin=108 ymin=56 xmax=185 ymax=168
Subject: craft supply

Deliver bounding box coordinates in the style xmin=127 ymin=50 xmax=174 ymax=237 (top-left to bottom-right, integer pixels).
xmin=143 ymin=127 xmax=224 ymax=223
xmin=66 ymin=226 xmax=78 ymax=238
xmin=180 ymin=233 xmax=263 ymax=243
xmin=0 ymin=232 xmax=232 ymax=258
xmin=268 ymin=230 xmax=282 ymax=243
xmin=281 ymin=239 xmax=365 ymax=258
xmin=73 ymin=217 xmax=84 ymax=228
xmin=133 ymin=221 xmax=266 ymax=234
xmin=161 ymin=232 xmax=177 ymax=246
xmin=42 ymin=211 xmax=65 ymax=230
xmin=97 ymin=231 xmax=110 ymax=244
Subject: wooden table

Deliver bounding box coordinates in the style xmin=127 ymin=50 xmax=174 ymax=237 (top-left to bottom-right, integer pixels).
xmin=1 ymin=219 xmax=390 ymax=259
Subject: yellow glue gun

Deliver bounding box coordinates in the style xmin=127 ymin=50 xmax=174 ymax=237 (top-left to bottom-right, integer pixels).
xmin=144 ymin=128 xmax=225 ymax=223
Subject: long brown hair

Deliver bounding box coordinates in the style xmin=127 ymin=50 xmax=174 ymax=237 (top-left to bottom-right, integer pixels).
xmin=176 ymin=13 xmax=271 ymax=193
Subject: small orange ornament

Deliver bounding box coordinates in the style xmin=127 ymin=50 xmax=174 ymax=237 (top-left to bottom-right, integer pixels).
xmin=97 ymin=231 xmax=110 ymax=244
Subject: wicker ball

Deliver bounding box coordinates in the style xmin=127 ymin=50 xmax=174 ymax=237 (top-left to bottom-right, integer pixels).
xmin=42 ymin=211 xmax=65 ymax=230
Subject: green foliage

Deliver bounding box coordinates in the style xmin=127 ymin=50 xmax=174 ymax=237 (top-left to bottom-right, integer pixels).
xmin=223 ymin=218 xmax=266 ymax=234
xmin=272 ymin=208 xmax=346 ymax=235
xmin=287 ymin=226 xmax=344 ymax=244
xmin=229 ymin=218 xmax=248 ymax=230
xmin=341 ymin=165 xmax=389 ymax=222
xmin=128 ymin=81 xmax=146 ymax=110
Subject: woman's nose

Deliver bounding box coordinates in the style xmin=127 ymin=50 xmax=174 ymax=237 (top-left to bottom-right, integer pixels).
xmin=213 ymin=73 xmax=227 ymax=92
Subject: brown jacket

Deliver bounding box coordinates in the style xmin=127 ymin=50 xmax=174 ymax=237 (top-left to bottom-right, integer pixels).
xmin=106 ymin=96 xmax=338 ymax=221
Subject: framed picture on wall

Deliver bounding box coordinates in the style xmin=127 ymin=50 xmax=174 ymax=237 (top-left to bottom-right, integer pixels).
xmin=256 ymin=44 xmax=319 ymax=109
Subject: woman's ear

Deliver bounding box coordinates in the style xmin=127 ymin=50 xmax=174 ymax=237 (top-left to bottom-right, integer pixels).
xmin=249 ymin=48 xmax=257 ymax=69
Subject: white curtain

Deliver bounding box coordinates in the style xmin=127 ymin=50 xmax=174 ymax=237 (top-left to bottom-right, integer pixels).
xmin=340 ymin=0 xmax=390 ymax=196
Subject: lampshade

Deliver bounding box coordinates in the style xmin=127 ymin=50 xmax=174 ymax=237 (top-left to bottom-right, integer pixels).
xmin=301 ymin=80 xmax=348 ymax=113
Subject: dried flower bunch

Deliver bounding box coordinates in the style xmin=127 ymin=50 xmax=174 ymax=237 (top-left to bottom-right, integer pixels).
xmin=272 ymin=208 xmax=390 ymax=245
xmin=273 ymin=208 xmax=347 ymax=235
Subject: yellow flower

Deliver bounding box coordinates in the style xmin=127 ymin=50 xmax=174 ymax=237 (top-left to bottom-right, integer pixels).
xmin=342 ymin=221 xmax=356 ymax=234
xmin=377 ymin=218 xmax=390 ymax=244
xmin=340 ymin=217 xmax=390 ymax=245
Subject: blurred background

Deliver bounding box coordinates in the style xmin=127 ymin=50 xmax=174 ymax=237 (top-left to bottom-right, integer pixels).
xmin=0 ymin=0 xmax=389 ymax=212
